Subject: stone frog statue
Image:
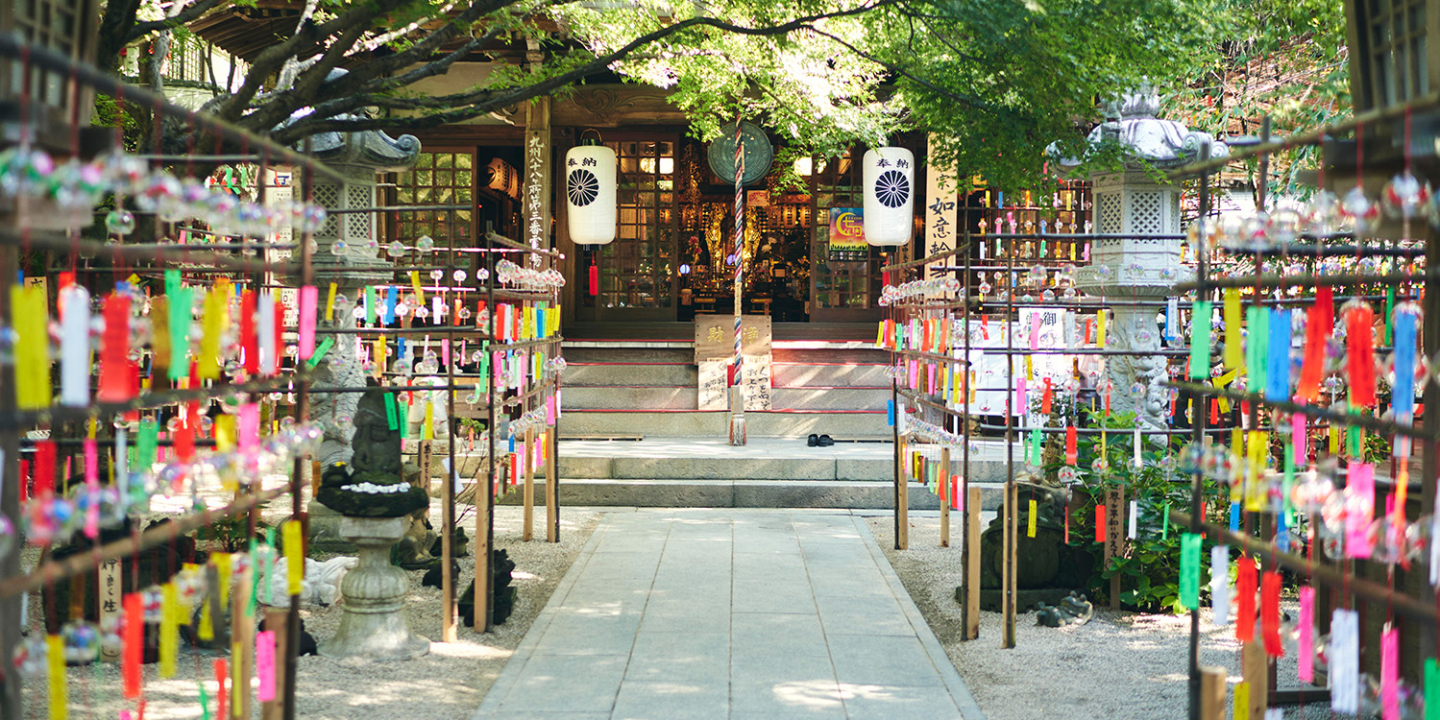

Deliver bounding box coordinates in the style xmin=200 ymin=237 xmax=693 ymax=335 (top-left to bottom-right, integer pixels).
xmin=316 ymin=386 xmax=429 ymax=518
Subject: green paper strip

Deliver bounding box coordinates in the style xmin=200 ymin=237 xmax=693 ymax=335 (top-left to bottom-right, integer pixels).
xmin=247 ymin=537 xmax=260 ymax=617
xmin=198 ymin=681 xmax=211 ymax=720
xmin=1425 ymin=658 xmax=1440 ymax=720
xmin=1179 ymin=532 xmax=1202 ymax=610
xmin=1348 ymin=413 xmax=1362 ymax=458
xmin=138 ymin=418 xmax=160 ymax=466
xmin=398 ymin=403 xmax=408 ymax=440
xmin=1283 ymin=442 xmax=1295 ymax=514
xmin=306 ymin=337 xmax=335 ymax=368
xmin=365 ymin=285 xmax=377 ymax=326
xmin=1161 ymin=504 xmax=1169 ymax=539
xmin=384 ymin=393 xmax=399 ymax=431
xmin=1245 ymin=306 xmax=1268 ymax=391
xmin=168 ymin=286 xmax=192 ymax=380
xmin=164 ymin=269 xmax=181 ymax=298
xmin=1189 ymin=301 xmax=1211 ymax=379
xmin=1385 ymin=285 xmax=1396 ymax=345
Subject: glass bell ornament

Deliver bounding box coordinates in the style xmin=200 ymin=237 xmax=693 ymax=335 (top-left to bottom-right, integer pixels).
xmin=1382 ymin=170 xmax=1432 ymax=220
xmin=330 ymin=239 xmax=348 ymax=256
xmin=415 ymin=235 xmax=436 ymax=252
xmin=394 ymin=302 xmax=411 ymax=318
xmin=1265 ymin=206 xmax=1303 ymax=244
xmin=454 ymin=269 xmax=468 ymax=282
xmin=414 ymin=306 xmax=430 ymax=319
xmin=387 ymin=241 xmax=407 ymax=258
xmin=1342 ymin=186 xmax=1380 ymax=234
xmin=105 ymin=209 xmax=136 ymax=235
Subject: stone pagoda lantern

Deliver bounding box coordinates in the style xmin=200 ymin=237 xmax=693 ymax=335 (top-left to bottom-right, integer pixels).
xmin=1047 ymin=83 xmax=1228 ymax=436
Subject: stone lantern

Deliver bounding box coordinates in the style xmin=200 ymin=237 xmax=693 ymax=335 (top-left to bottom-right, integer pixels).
xmin=1047 ymin=83 xmax=1228 ymax=436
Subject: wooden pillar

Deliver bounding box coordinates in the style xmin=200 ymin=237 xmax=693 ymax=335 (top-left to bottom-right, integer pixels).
xmin=523 ymin=428 xmax=535 ymax=541
xmin=1002 ymin=479 xmax=1017 ymax=648
xmin=523 ymin=97 xmax=553 ymax=257
xmin=1197 ymin=666 xmax=1227 ymax=720
xmin=1240 ymin=641 xmax=1268 ymax=718
xmin=1105 ymin=487 xmax=1124 ymax=610
xmin=894 ymin=436 xmax=908 ymax=550
xmin=965 ymin=486 xmax=982 ymax=641
xmin=939 ymin=447 xmax=950 ymax=548
xmin=545 ymin=426 xmax=559 ymax=543
xmin=261 ymin=608 xmax=289 ymax=720
xmin=474 ymin=468 xmax=492 ymax=633
xmin=231 ymin=566 xmax=253 ymax=720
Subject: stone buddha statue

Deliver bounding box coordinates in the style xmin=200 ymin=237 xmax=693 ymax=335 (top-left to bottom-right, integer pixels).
xmin=317 ymin=386 xmax=429 ymax=517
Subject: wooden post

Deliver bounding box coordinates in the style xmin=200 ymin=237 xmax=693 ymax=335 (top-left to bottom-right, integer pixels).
xmin=1105 ymin=487 xmax=1124 ymax=610
xmin=1241 ymin=641 xmax=1268 ymax=718
xmin=1198 ymin=666 xmax=1227 ymax=720
xmin=418 ymin=441 xmax=434 ymax=497
xmin=261 ymin=608 xmax=289 ymax=720
xmin=939 ymin=447 xmax=950 ymax=548
xmin=965 ymin=486 xmax=982 ymax=641
xmin=545 ymin=426 xmax=559 ymax=543
xmin=474 ymin=468 xmax=492 ymax=633
xmin=894 ymin=438 xmax=908 ymax=550
xmin=1002 ymin=479 xmax=1017 ymax=648
xmin=310 ymin=460 xmax=321 ymax=497
xmin=523 ymin=428 xmax=535 ymax=541
xmin=230 ymin=566 xmax=253 ymax=720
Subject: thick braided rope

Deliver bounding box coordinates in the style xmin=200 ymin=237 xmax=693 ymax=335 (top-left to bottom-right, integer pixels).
xmin=732 ymin=121 xmax=744 ymax=388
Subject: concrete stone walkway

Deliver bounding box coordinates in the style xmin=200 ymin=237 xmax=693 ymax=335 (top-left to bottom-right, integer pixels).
xmin=473 ymin=509 xmax=984 ymax=720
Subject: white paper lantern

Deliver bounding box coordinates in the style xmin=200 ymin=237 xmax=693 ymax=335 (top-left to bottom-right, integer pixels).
xmin=565 ymin=144 xmax=617 ymax=245
xmin=862 ymin=147 xmax=915 ymax=246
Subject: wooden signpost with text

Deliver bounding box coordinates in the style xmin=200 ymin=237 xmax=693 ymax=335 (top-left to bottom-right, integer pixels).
xmin=695 ymin=316 xmax=773 ymax=412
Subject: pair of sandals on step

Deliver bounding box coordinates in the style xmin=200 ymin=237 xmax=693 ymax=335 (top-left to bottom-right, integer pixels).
xmin=806 ymin=434 xmax=835 ymax=447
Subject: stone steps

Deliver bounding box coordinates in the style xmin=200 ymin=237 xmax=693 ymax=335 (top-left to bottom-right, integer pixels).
xmin=559 ymin=386 xmax=890 ymax=411
xmin=557 ymin=410 xmax=894 ymax=438
xmin=562 ymin=361 xmax=892 ymax=389
xmin=494 ymin=479 xmax=943 ymax=510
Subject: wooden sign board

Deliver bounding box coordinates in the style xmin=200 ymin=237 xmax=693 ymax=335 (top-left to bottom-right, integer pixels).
xmin=698 ymin=360 xmax=727 ymax=410
xmin=742 ymin=357 xmax=772 ymax=411
xmin=99 ymin=559 xmax=121 ymax=661
xmin=694 ymin=315 xmax=771 ymax=363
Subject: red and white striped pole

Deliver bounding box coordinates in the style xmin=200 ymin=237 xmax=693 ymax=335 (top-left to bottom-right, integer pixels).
xmin=730 ymin=120 xmax=746 ymax=445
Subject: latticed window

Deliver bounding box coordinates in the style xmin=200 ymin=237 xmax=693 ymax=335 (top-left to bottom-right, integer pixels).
xmin=1 ymin=0 xmax=99 ymax=126
xmin=1350 ymin=0 xmax=1432 ymax=110
xmin=810 ymin=150 xmax=877 ymax=316
xmin=392 ymin=151 xmax=477 ymax=250
xmin=594 ymin=138 xmax=676 ymax=313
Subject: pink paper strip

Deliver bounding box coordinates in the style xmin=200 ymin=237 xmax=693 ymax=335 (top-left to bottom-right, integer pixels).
xmin=545 ymin=396 xmax=556 ymax=426
xmin=927 ymin=363 xmax=936 ymax=395
xmin=1298 ymin=586 xmax=1315 ymax=682
xmin=1346 ymin=461 xmax=1375 ymax=559
xmin=84 ymin=438 xmax=99 ymax=539
xmin=1029 ymin=312 xmax=1041 ymax=351
xmin=1292 ymin=413 xmax=1305 ymax=464
xmin=442 ymin=339 xmax=451 ymax=366
xmin=908 ymin=360 xmax=919 ymax=390
xmin=298 ymin=285 xmax=318 ymax=360
xmin=256 ymin=630 xmax=276 ymax=702
xmin=239 ymin=403 xmax=260 ymax=451
xmin=1017 ymin=377 xmax=1027 ymax=410
xmin=1382 ymin=626 xmax=1399 ymax=720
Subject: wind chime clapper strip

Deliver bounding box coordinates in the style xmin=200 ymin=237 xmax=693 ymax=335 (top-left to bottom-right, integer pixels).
xmin=0 ymin=482 xmax=292 ymax=600
xmin=0 ymin=228 xmax=298 ymax=275
xmin=971 ymin=422 xmax=1241 ymax=436
xmin=1169 ymin=510 xmax=1440 ymax=625
xmin=0 ymin=371 xmax=314 ymax=431
xmin=1164 ymin=381 xmax=1435 ymax=442
xmin=0 ymin=34 xmax=350 ymax=184
xmin=484 ymin=230 xmax=566 ymax=258
xmin=318 ymin=326 xmax=494 ymax=336
xmin=1220 ymin=242 xmax=1424 ymax=258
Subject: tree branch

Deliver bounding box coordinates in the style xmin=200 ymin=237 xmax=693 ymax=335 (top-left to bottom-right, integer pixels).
xmin=269 ymin=0 xmax=903 ymax=142
xmin=124 ymin=0 xmax=230 ymax=44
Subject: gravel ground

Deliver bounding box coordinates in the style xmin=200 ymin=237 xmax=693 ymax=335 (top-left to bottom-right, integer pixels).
xmin=866 ymin=512 xmax=1333 ymax=720
xmin=18 ymin=500 xmax=601 ymax=720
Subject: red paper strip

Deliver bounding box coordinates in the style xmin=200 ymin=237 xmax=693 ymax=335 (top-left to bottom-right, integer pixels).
xmin=1296 ymin=287 xmax=1334 ymax=401
xmin=174 ymin=417 xmax=196 ymax=463
xmin=240 ymin=290 xmax=258 ymax=375
xmin=1346 ymin=302 xmax=1377 ymax=407
xmin=1236 ymin=557 xmax=1257 ymax=642
xmin=274 ymin=296 xmax=286 ymax=371
xmin=1041 ymin=378 xmax=1053 ymax=415
xmin=1261 ymin=571 xmax=1283 ymax=657
xmin=1095 ymin=504 xmax=1106 ymax=543
xmin=33 ymin=440 xmax=55 ymax=497
xmin=1064 ymin=425 xmax=1078 ymax=464
xmin=214 ymin=659 xmax=229 ymax=719
xmin=123 ymin=593 xmax=144 ymax=698
xmin=99 ymin=293 xmax=135 ymax=402
xmin=1210 ymin=398 xmax=1219 ymax=424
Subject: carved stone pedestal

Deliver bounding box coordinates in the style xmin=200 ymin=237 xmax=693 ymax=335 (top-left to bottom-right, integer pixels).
xmin=318 ymin=516 xmax=430 ymax=661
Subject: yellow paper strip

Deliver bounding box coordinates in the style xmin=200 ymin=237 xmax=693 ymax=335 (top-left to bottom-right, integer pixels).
xmin=1027 ymin=500 xmax=1037 ymax=538
xmin=284 ymin=521 xmax=304 ymax=596
xmin=410 ymin=271 xmax=425 ymax=305
xmin=160 ymin=581 xmax=179 ymax=678
xmin=1223 ymin=288 xmax=1243 ymax=371
xmin=13 ymin=285 xmax=52 ymax=409
xmin=199 ymin=289 xmax=224 ymax=381
xmin=47 ymin=634 xmax=67 ymax=720
xmin=1097 ymin=310 xmax=1107 ymax=348
xmin=325 ymin=282 xmax=338 ymax=321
